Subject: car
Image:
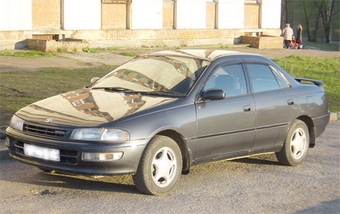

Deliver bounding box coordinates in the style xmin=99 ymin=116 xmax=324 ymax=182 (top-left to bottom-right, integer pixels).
xmin=6 ymin=50 xmax=330 ymax=195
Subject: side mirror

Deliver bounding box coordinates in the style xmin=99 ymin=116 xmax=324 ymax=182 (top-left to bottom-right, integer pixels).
xmin=91 ymin=77 xmax=100 ymax=84
xmin=200 ymin=89 xmax=225 ymax=101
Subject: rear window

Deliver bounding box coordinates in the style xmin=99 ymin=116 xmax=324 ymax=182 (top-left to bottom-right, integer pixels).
xmin=246 ymin=64 xmax=289 ymax=93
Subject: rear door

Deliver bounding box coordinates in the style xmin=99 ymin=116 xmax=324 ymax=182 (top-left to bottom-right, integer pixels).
xmin=194 ymin=63 xmax=255 ymax=160
xmin=245 ymin=63 xmax=298 ymax=152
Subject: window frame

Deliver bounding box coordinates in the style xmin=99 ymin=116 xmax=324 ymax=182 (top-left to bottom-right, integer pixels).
xmin=245 ymin=63 xmax=290 ymax=93
xmin=203 ymin=63 xmax=249 ymax=97
xmin=269 ymin=65 xmax=291 ymax=88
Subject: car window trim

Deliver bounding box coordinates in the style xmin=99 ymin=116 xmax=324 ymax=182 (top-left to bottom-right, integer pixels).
xmin=269 ymin=65 xmax=292 ymax=88
xmin=200 ymin=62 xmax=249 ymax=97
xmin=244 ymin=62 xmax=293 ymax=93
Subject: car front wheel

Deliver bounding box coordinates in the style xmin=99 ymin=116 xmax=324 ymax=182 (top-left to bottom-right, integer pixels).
xmin=276 ymin=120 xmax=309 ymax=166
xmin=133 ymin=135 xmax=182 ymax=195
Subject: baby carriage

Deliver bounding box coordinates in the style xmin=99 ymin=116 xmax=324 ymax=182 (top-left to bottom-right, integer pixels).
xmin=290 ymin=36 xmax=299 ymax=49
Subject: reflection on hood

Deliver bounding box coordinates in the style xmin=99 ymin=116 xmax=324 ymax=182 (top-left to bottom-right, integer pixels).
xmin=17 ymin=88 xmax=174 ymax=127
xmin=62 ymin=88 xmax=114 ymax=121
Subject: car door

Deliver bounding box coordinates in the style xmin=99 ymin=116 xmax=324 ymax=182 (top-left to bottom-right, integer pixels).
xmin=194 ymin=63 xmax=255 ymax=161
xmin=245 ymin=63 xmax=298 ymax=152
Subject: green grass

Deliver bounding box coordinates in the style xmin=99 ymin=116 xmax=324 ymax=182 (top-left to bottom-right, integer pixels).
xmin=219 ymin=44 xmax=230 ymax=49
xmin=0 ymin=66 xmax=114 ymax=126
xmin=304 ymin=41 xmax=340 ymax=52
xmin=0 ymin=50 xmax=56 ymax=57
xmin=274 ymin=55 xmax=340 ymax=112
xmin=81 ymin=47 xmax=136 ymax=57
xmin=82 ymin=47 xmax=120 ymax=53
xmin=119 ymin=51 xmax=137 ymax=57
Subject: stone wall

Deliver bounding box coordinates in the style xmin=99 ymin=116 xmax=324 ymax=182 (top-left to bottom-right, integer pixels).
xmin=0 ymin=28 xmax=282 ymax=50
xmin=26 ymin=38 xmax=89 ymax=52
xmin=241 ymin=35 xmax=283 ymax=49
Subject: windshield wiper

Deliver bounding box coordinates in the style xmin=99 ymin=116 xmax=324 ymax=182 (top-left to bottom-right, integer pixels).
xmin=92 ymin=87 xmax=133 ymax=92
xmin=136 ymin=91 xmax=185 ymax=97
xmin=92 ymin=87 xmax=184 ymax=97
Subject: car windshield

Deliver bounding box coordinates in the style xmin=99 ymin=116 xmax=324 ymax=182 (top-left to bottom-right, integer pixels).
xmin=91 ymin=54 xmax=209 ymax=96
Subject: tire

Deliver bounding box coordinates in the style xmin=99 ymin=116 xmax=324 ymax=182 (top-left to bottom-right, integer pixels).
xmin=276 ymin=120 xmax=309 ymax=166
xmin=132 ymin=135 xmax=182 ymax=195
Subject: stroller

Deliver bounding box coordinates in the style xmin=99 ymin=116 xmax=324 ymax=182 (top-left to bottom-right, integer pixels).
xmin=290 ymin=36 xmax=299 ymax=49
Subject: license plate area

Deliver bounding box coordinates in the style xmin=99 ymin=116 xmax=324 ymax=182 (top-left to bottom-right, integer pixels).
xmin=24 ymin=144 xmax=60 ymax=162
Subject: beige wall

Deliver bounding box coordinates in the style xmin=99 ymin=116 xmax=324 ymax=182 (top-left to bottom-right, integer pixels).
xmin=32 ymin=0 xmax=60 ymax=30
xmin=244 ymin=2 xmax=259 ymax=28
xmin=206 ymin=2 xmax=215 ymax=29
xmin=101 ymin=3 xmax=127 ymax=29
xmin=163 ymin=1 xmax=173 ymax=29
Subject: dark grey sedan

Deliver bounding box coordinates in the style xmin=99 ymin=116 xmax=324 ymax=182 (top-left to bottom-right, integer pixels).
xmin=6 ymin=50 xmax=330 ymax=195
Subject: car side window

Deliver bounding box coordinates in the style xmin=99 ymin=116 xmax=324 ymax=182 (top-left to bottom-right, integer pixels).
xmin=204 ymin=64 xmax=247 ymax=97
xmin=246 ymin=64 xmax=285 ymax=93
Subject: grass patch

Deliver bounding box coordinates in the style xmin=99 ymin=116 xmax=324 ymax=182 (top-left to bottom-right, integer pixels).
xmin=274 ymin=55 xmax=340 ymax=112
xmin=82 ymin=47 xmax=98 ymax=53
xmin=0 ymin=50 xmax=56 ymax=57
xmin=82 ymin=47 xmax=119 ymax=53
xmin=219 ymin=44 xmax=230 ymax=49
xmin=0 ymin=66 xmax=115 ymax=126
xmin=119 ymin=51 xmax=137 ymax=57
xmin=304 ymin=41 xmax=340 ymax=52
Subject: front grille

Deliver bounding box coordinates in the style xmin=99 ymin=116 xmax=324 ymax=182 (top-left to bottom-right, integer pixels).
xmin=60 ymin=149 xmax=78 ymax=164
xmin=13 ymin=141 xmax=78 ymax=165
xmin=23 ymin=124 xmax=71 ymax=138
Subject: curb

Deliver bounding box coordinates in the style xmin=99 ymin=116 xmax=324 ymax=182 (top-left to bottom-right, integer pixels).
xmin=329 ymin=112 xmax=340 ymax=121
xmin=1 ymin=112 xmax=339 ymax=161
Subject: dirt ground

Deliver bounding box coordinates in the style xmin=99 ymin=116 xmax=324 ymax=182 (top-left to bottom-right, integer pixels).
xmin=0 ymin=47 xmax=339 ymax=72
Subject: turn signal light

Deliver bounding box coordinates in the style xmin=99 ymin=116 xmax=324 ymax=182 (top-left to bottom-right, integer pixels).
xmin=82 ymin=152 xmax=123 ymax=161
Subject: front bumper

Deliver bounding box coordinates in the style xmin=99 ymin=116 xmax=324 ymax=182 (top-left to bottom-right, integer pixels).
xmin=6 ymin=127 xmax=148 ymax=175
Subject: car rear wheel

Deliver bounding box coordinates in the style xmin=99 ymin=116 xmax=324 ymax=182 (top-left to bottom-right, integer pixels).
xmin=276 ymin=120 xmax=309 ymax=166
xmin=133 ymin=135 xmax=182 ymax=195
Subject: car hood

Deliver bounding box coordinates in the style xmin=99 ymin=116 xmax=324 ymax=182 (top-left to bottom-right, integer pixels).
xmin=16 ymin=88 xmax=176 ymax=127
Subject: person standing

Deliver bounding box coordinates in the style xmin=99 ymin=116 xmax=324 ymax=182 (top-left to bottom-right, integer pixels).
xmin=282 ymin=23 xmax=294 ymax=49
xmin=296 ymin=24 xmax=303 ymax=49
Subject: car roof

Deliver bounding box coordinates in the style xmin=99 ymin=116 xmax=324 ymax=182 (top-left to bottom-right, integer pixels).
xmin=145 ymin=49 xmax=262 ymax=61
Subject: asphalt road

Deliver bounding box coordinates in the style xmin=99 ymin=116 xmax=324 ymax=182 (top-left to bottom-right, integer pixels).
xmin=0 ymin=121 xmax=339 ymax=214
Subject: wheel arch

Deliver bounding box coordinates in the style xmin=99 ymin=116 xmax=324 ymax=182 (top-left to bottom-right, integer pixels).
xmin=157 ymin=130 xmax=191 ymax=173
xmin=296 ymin=115 xmax=316 ymax=148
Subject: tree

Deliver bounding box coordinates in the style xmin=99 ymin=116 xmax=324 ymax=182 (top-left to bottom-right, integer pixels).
xmin=302 ymin=1 xmax=322 ymax=42
xmin=314 ymin=0 xmax=339 ymax=43
xmin=283 ymin=0 xmax=339 ymax=43
xmin=281 ymin=0 xmax=296 ymax=28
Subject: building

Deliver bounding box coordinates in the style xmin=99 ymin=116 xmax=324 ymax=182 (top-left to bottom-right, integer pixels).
xmin=0 ymin=0 xmax=282 ymax=50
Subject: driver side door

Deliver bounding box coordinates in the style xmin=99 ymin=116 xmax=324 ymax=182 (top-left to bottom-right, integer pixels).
xmin=194 ymin=63 xmax=255 ymax=161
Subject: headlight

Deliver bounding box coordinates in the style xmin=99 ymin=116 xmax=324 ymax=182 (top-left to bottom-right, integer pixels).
xmin=70 ymin=128 xmax=129 ymax=142
xmin=10 ymin=115 xmax=24 ymax=131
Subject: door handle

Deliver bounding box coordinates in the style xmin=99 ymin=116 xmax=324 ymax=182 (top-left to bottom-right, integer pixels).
xmin=287 ymin=99 xmax=294 ymax=105
xmin=243 ymin=105 xmax=252 ymax=112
